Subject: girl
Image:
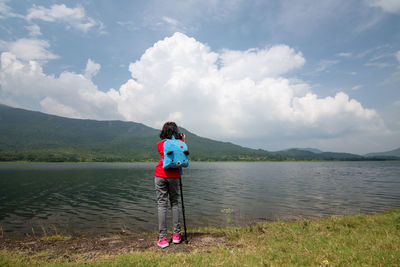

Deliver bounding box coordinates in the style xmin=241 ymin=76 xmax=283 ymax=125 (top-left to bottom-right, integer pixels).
xmin=154 ymin=121 xmax=186 ymax=248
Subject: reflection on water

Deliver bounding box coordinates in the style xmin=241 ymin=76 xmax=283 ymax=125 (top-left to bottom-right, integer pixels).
xmin=0 ymin=161 xmax=399 ymax=237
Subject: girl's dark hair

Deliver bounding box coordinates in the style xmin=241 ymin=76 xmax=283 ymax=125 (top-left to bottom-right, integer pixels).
xmin=159 ymin=121 xmax=181 ymax=140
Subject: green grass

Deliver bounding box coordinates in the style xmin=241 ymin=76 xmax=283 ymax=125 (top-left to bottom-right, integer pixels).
xmin=1 ymin=209 xmax=400 ymax=266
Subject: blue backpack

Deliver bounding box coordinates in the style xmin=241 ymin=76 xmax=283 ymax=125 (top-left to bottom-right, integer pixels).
xmin=162 ymin=136 xmax=189 ymax=169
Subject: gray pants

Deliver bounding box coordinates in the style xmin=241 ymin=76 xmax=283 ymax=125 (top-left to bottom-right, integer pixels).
xmin=155 ymin=177 xmax=181 ymax=239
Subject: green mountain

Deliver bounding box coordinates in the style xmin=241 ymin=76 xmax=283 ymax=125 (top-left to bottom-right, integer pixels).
xmin=275 ymin=149 xmax=365 ymax=161
xmin=0 ymin=104 xmax=397 ymax=162
xmin=292 ymin=148 xmax=323 ymax=154
xmin=0 ymin=104 xmax=278 ymax=162
xmin=365 ymin=148 xmax=400 ymax=158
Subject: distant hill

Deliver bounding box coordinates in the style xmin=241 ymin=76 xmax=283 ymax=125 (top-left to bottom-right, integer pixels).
xmin=276 ymin=149 xmax=365 ymax=161
xmin=286 ymin=148 xmax=323 ymax=154
xmin=365 ymin=148 xmax=400 ymax=158
xmin=0 ymin=104 xmax=278 ymax=162
xmin=0 ymin=104 xmax=398 ymax=162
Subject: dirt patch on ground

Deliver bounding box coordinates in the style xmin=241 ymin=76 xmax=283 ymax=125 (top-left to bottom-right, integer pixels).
xmin=0 ymin=232 xmax=227 ymax=262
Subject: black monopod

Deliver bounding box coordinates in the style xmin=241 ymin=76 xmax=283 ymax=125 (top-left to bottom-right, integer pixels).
xmin=179 ymin=175 xmax=189 ymax=243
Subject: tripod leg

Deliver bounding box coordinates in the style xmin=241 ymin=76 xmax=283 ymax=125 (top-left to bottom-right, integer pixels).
xmin=179 ymin=177 xmax=188 ymax=243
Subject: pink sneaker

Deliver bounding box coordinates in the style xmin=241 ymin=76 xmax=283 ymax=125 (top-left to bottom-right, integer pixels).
xmin=172 ymin=233 xmax=182 ymax=244
xmin=157 ymin=237 xmax=169 ymax=248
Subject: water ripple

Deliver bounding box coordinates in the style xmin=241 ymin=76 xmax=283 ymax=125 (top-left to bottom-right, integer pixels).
xmin=0 ymin=161 xmax=399 ymax=237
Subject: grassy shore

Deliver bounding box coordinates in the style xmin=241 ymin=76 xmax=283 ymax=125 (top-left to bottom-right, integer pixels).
xmin=1 ymin=209 xmax=399 ymax=266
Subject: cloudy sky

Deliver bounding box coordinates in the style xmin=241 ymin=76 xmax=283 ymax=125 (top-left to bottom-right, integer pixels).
xmin=0 ymin=0 xmax=399 ymax=154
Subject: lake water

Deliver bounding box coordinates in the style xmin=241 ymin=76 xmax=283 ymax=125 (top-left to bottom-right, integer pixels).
xmin=1 ymin=161 xmax=399 ymax=237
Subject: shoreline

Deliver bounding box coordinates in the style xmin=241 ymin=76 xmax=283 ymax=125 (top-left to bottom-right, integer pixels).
xmin=0 ymin=207 xmax=394 ymax=240
xmin=1 ymin=158 xmax=399 ymax=164
xmin=1 ymin=209 xmax=399 ymax=266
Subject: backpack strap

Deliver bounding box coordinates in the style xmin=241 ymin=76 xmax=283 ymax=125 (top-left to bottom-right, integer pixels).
xmin=160 ymin=137 xmax=175 ymax=161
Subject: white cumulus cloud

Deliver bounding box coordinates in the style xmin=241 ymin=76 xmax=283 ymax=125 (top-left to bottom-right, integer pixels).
xmin=367 ymin=0 xmax=400 ymax=14
xmin=111 ymin=33 xmax=386 ymax=142
xmin=0 ymin=51 xmax=119 ymax=120
xmin=1 ymin=38 xmax=57 ymax=61
xmin=220 ymin=45 xmax=305 ymax=80
xmin=0 ymin=32 xmax=390 ymax=152
xmin=84 ymin=59 xmax=101 ymax=79
xmin=25 ymin=24 xmax=42 ymax=37
xmin=26 ymin=4 xmax=99 ymax=32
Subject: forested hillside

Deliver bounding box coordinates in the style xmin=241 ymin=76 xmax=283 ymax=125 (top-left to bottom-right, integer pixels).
xmin=0 ymin=105 xmax=397 ymax=162
xmin=0 ymin=104 xmax=277 ymax=162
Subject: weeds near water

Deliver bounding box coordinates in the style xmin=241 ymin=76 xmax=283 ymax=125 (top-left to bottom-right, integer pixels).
xmin=220 ymin=208 xmax=234 ymax=224
xmin=39 ymin=223 xmax=48 ymax=237
xmin=29 ymin=223 xmax=72 ymax=241
xmin=37 ymin=224 xmax=72 ymax=241
xmin=51 ymin=224 xmax=59 ymax=236
xmin=119 ymin=224 xmax=132 ymax=235
xmin=0 ymin=225 xmax=3 ymax=238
